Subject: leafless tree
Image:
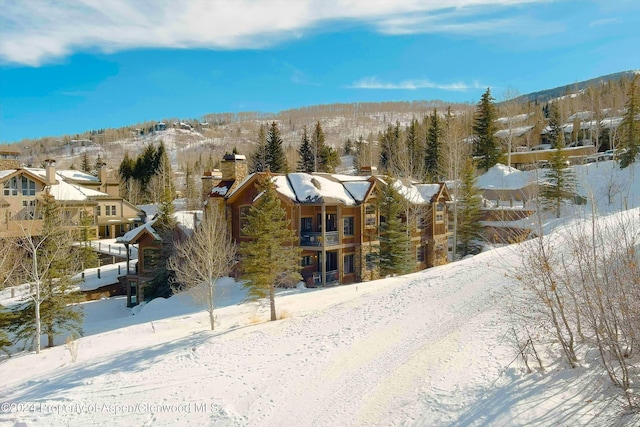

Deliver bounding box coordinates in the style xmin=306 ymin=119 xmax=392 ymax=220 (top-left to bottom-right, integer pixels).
xmin=168 ymin=208 xmax=236 ymax=330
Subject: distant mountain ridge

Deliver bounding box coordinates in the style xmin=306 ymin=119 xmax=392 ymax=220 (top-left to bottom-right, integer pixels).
xmin=517 ymin=70 xmax=639 ymax=103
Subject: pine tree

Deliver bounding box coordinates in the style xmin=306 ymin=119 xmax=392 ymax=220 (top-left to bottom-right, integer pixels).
xmin=425 ymin=108 xmax=443 ymax=181
xmin=0 ymin=306 xmax=16 ymax=355
xmin=352 ymin=136 xmax=367 ymax=172
xmin=81 ymin=152 xmax=91 ymax=173
xmin=619 ymin=75 xmax=639 ymax=168
xmin=378 ymin=178 xmax=412 ymax=276
xmin=79 ymin=209 xmax=98 ymax=269
xmin=547 ymin=102 xmax=565 ymax=148
xmin=265 ymin=122 xmax=288 ymax=173
xmin=379 ymin=122 xmax=401 ymax=173
xmin=239 ymin=176 xmax=301 ymax=321
xmin=249 ymin=124 xmax=268 ymax=173
xmin=404 ymin=118 xmax=422 ymax=179
xmin=473 ymin=88 xmax=501 ymax=171
xmin=310 ymin=121 xmax=340 ymax=173
xmin=457 ymin=159 xmax=483 ymax=256
xmin=297 ymin=125 xmax=315 ymax=173
xmin=539 ymin=149 xmax=576 ymax=218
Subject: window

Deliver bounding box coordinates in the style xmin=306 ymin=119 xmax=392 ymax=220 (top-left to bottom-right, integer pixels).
xmin=21 ymin=176 xmax=36 ymax=196
xmin=239 ymin=205 xmax=251 ymax=236
xmin=21 ymin=200 xmax=36 ymax=219
xmin=435 ymin=203 xmax=445 ymax=223
xmin=96 ymin=206 xmax=101 ymax=216
xmin=365 ymin=204 xmax=376 ymax=227
xmin=301 ymin=255 xmax=313 ymax=267
xmin=3 ymin=177 xmax=18 ymax=196
xmin=344 ymin=254 xmax=355 ymax=274
xmin=104 ymin=205 xmax=116 ymax=216
xmin=416 ymin=214 xmax=427 ymax=229
xmin=110 ymin=205 xmax=117 ymax=216
xmin=142 ymin=248 xmax=161 ymax=272
xmin=301 ymin=217 xmax=312 ymax=232
xmin=326 ymin=214 xmax=337 ymax=232
xmin=343 ymin=217 xmax=354 ymax=236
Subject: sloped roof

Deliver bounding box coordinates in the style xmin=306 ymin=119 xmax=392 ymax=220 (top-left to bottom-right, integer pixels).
xmin=280 ymin=173 xmax=358 ymax=205
xmin=477 ymin=163 xmax=534 ymax=190
xmin=56 ymin=170 xmax=100 ymax=183
xmin=116 ymin=220 xmax=161 ymax=244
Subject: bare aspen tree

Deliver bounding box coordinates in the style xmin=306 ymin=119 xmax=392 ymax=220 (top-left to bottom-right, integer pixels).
xmin=168 ymin=208 xmax=236 ymax=331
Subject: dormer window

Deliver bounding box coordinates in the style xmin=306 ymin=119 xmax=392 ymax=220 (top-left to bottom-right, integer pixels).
xmin=21 ymin=177 xmax=36 ymax=196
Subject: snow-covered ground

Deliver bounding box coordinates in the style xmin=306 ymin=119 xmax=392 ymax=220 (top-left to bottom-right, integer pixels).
xmin=1 ymin=159 xmax=639 ymax=426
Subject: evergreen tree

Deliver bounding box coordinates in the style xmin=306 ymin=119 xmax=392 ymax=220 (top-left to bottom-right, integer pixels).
xmin=619 ymin=75 xmax=639 ymax=168
xmin=425 ymin=108 xmax=443 ymax=181
xmin=0 ymin=306 xmax=15 ymax=355
xmin=352 ymin=136 xmax=367 ymax=172
xmin=265 ymin=122 xmax=288 ymax=173
xmin=379 ymin=122 xmax=401 ymax=173
xmin=249 ymin=124 xmax=268 ymax=173
xmin=547 ymin=102 xmax=565 ymax=148
xmin=378 ymin=178 xmax=412 ymax=276
xmin=239 ymin=176 xmax=301 ymax=321
xmin=92 ymin=154 xmax=103 ymax=176
xmin=310 ymin=121 xmax=340 ymax=173
xmin=184 ymin=163 xmax=200 ymax=210
xmin=457 ymin=159 xmax=483 ymax=256
xmin=473 ymin=88 xmax=500 ymax=171
xmin=79 ymin=209 xmax=98 ymax=270
xmin=81 ymin=152 xmax=91 ymax=173
xmin=343 ymin=138 xmax=353 ymax=155
xmin=146 ymin=185 xmax=179 ymax=300
xmin=11 ymin=192 xmax=83 ymax=351
xmin=297 ymin=125 xmax=315 ymax=173
xmin=539 ymin=149 xmax=576 ymax=218
xmin=404 ymin=118 xmax=422 ymax=179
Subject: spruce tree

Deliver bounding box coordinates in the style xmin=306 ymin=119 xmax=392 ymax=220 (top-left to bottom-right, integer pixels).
xmin=405 ymin=118 xmax=422 ymax=179
xmin=265 ymin=122 xmax=288 ymax=173
xmin=619 ymin=75 xmax=639 ymax=168
xmin=378 ymin=178 xmax=412 ymax=276
xmin=547 ymin=102 xmax=565 ymax=148
xmin=297 ymin=125 xmax=315 ymax=173
xmin=249 ymin=124 xmax=268 ymax=173
xmin=81 ymin=152 xmax=91 ymax=173
xmin=473 ymin=88 xmax=500 ymax=171
xmin=0 ymin=306 xmax=15 ymax=355
xmin=239 ymin=176 xmax=301 ymax=321
xmin=379 ymin=122 xmax=401 ymax=173
xmin=425 ymin=108 xmax=443 ymax=181
xmin=539 ymin=149 xmax=576 ymax=218
xmin=457 ymin=159 xmax=483 ymax=256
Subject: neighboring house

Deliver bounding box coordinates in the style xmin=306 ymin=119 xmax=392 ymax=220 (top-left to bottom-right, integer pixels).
xmin=0 ymin=160 xmax=145 ymax=239
xmin=117 ymin=211 xmax=202 ymax=307
xmin=204 ymin=154 xmax=451 ymax=288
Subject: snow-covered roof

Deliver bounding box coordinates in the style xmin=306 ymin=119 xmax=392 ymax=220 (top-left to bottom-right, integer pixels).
xmin=494 ymin=125 xmax=534 ymax=139
xmin=281 ymin=173 xmax=358 ymax=205
xmin=389 ymin=180 xmax=442 ymax=204
xmin=477 ymin=164 xmax=534 ymax=190
xmin=342 ymin=181 xmax=371 ymax=202
xmin=568 ymin=111 xmax=594 ymax=121
xmin=495 ymin=113 xmax=532 ymax=125
xmin=56 ymin=170 xmax=100 ymax=182
xmin=47 ymin=179 xmax=108 ymax=201
xmin=0 ymin=170 xmax=14 ymax=180
xmin=174 ymin=210 xmax=202 ymax=235
xmin=116 ymin=221 xmax=161 ymax=244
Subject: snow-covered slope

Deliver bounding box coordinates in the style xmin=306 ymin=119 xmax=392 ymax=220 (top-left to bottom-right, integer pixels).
xmin=2 ymin=233 xmax=638 ymax=426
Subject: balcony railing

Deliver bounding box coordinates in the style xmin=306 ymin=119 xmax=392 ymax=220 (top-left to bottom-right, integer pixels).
xmin=310 ymin=270 xmax=339 ymax=286
xmin=300 ymin=231 xmax=339 ymax=247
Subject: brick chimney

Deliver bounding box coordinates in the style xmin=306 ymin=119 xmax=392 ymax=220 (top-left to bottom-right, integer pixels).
xmin=43 ymin=159 xmax=57 ymax=185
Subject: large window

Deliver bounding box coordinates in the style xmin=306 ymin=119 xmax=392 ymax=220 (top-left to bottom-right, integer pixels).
xmin=344 ymin=253 xmax=355 ymax=274
xmin=239 ymin=205 xmax=251 ymax=236
xmin=301 ymin=255 xmax=313 ymax=267
xmin=21 ymin=177 xmax=36 ymax=196
xmin=343 ymin=217 xmax=354 ymax=236
xmin=105 ymin=205 xmax=116 ymax=216
xmin=301 ymin=217 xmax=312 ymax=232
xmin=3 ymin=177 xmax=18 ymax=196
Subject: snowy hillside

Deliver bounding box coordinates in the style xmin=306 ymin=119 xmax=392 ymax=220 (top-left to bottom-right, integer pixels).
xmin=2 ymin=160 xmax=640 ymax=426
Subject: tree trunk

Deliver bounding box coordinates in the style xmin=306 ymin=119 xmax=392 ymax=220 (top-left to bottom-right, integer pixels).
xmin=35 ymin=299 xmax=41 ymax=354
xmin=208 ymin=283 xmax=215 ymax=331
xmin=270 ymin=286 xmax=277 ymax=321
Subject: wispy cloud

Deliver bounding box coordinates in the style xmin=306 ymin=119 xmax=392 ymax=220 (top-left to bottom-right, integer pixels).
xmin=1 ymin=0 xmax=552 ymax=66
xmin=589 ymin=18 xmax=619 ymax=27
xmin=348 ymin=76 xmax=485 ymax=91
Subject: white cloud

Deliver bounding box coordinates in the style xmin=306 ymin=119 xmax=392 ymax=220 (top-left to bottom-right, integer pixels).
xmin=348 ymin=76 xmax=484 ymax=91
xmin=1 ymin=0 xmax=552 ymax=66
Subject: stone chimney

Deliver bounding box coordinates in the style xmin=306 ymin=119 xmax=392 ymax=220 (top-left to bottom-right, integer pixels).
xmin=201 ymin=169 xmax=223 ymax=201
xmin=220 ymin=154 xmax=248 ymax=182
xmin=96 ymin=161 xmax=108 ymax=185
xmin=43 ymin=159 xmax=57 ymax=185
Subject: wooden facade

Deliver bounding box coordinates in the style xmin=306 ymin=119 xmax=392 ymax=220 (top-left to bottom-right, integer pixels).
xmin=208 ymin=159 xmax=451 ymax=287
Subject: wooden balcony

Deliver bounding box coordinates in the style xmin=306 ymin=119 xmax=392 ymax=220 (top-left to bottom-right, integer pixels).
xmin=300 ymin=231 xmax=339 ymax=247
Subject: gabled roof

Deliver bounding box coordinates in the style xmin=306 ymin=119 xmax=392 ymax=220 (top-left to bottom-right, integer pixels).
xmin=116 ymin=221 xmax=161 ymax=244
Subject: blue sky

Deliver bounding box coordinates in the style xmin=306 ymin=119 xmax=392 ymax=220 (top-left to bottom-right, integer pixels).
xmin=1 ymin=0 xmax=638 ymax=143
